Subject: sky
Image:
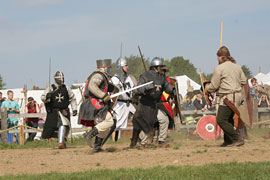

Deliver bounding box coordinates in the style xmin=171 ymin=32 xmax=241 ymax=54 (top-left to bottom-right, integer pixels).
xmin=0 ymin=0 xmax=270 ymax=89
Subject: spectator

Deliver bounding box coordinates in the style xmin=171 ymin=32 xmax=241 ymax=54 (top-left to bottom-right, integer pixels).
xmin=182 ymin=96 xmax=196 ymax=111
xmin=258 ymin=94 xmax=270 ymax=128
xmin=258 ymin=94 xmax=270 ymax=107
xmin=193 ymin=92 xmax=207 ymax=111
xmin=256 ymin=85 xmax=265 ymax=102
xmin=0 ymin=92 xmax=4 ymax=139
xmin=0 ymin=91 xmax=4 ymax=130
xmin=39 ymin=103 xmax=46 ymax=127
xmin=1 ymin=90 xmax=20 ymax=144
xmin=183 ymin=86 xmax=196 ymax=103
xmin=0 ymin=92 xmax=4 ymax=107
xmin=25 ymin=97 xmax=40 ymax=142
xmin=250 ymin=78 xmax=258 ymax=97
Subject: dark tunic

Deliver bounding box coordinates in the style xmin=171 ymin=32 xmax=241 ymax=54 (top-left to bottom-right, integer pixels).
xmin=42 ymin=84 xmax=70 ymax=139
xmin=78 ymin=71 xmax=114 ymax=127
xmin=133 ymin=70 xmax=173 ymax=134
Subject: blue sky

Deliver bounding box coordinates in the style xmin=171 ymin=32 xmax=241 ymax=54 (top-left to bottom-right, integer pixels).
xmin=0 ymin=0 xmax=270 ymax=89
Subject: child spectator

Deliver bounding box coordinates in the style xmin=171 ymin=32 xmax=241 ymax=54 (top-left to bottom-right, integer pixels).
xmin=250 ymin=78 xmax=258 ymax=97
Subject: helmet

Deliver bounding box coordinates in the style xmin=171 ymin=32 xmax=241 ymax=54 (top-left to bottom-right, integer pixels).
xmin=115 ymin=57 xmax=128 ymax=82
xmin=117 ymin=57 xmax=128 ymax=67
xmin=150 ymin=57 xmax=164 ymax=67
xmin=54 ymin=71 xmax=64 ymax=85
xmin=96 ymin=59 xmax=112 ymax=76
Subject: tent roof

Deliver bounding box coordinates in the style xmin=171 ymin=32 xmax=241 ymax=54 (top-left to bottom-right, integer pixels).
xmin=254 ymin=72 xmax=270 ymax=85
xmin=175 ymin=75 xmax=200 ymax=97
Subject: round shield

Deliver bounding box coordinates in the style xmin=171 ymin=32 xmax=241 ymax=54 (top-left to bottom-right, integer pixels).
xmin=196 ymin=115 xmax=222 ymax=140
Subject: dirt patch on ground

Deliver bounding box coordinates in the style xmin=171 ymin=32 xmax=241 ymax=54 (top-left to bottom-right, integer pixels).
xmin=1 ymin=135 xmax=270 ymax=176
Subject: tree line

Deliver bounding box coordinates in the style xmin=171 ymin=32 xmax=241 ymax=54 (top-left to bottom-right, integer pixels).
xmin=112 ymin=55 xmax=253 ymax=83
xmin=0 ymin=56 xmax=253 ymax=89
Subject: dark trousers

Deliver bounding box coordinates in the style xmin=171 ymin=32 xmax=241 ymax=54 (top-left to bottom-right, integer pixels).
xmin=216 ymin=105 xmax=240 ymax=143
xmin=26 ymin=121 xmax=38 ymax=141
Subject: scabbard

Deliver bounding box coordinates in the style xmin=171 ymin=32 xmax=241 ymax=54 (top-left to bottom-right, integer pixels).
xmin=223 ymin=98 xmax=245 ymax=129
xmin=223 ymin=98 xmax=240 ymax=116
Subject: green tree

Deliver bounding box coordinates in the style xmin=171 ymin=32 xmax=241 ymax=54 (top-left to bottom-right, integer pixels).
xmin=241 ymin=65 xmax=253 ymax=79
xmin=0 ymin=74 xmax=6 ymax=89
xmin=204 ymin=73 xmax=213 ymax=81
xmin=112 ymin=55 xmax=150 ymax=79
xmin=166 ymin=56 xmax=200 ymax=83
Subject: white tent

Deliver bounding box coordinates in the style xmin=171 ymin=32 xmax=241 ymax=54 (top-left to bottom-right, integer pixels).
xmin=254 ymin=72 xmax=270 ymax=85
xmin=175 ymin=75 xmax=201 ymax=97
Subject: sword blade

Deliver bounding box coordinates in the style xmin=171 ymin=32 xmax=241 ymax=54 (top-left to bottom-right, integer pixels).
xmin=110 ymin=81 xmax=153 ymax=99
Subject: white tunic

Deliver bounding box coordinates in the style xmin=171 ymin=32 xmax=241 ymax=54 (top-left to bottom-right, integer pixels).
xmin=111 ymin=75 xmax=136 ymax=129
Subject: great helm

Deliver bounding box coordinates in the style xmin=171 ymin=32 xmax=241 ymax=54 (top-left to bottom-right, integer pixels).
xmin=54 ymin=71 xmax=64 ymax=85
xmin=150 ymin=57 xmax=164 ymax=67
xmin=96 ymin=59 xmax=112 ymax=76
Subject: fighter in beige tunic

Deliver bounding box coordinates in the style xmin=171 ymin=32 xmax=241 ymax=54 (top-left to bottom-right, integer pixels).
xmin=78 ymin=59 xmax=117 ymax=153
xmin=205 ymin=46 xmax=246 ymax=147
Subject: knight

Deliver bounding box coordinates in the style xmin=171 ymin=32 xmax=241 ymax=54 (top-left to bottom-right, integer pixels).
xmin=78 ymin=59 xmax=117 ymax=153
xmin=129 ymin=57 xmax=174 ymax=148
xmin=111 ymin=57 xmax=136 ymax=139
xmin=41 ymin=71 xmax=77 ymax=149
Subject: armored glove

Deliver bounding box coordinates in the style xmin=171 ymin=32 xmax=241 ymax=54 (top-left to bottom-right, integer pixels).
xmin=72 ymin=110 xmax=77 ymax=116
xmin=101 ymin=93 xmax=111 ymax=103
xmin=145 ymin=83 xmax=155 ymax=91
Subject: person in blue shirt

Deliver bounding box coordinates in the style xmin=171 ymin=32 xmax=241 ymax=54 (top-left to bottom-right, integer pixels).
xmin=1 ymin=90 xmax=20 ymax=144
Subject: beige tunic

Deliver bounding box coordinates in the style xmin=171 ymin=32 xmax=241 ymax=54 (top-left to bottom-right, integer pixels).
xmin=206 ymin=61 xmax=246 ymax=107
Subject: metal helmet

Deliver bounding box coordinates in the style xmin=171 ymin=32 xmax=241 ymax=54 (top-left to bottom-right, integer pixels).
xmin=96 ymin=59 xmax=112 ymax=76
xmin=150 ymin=57 xmax=164 ymax=67
xmin=54 ymin=71 xmax=64 ymax=85
xmin=117 ymin=57 xmax=128 ymax=67
xmin=115 ymin=57 xmax=128 ymax=82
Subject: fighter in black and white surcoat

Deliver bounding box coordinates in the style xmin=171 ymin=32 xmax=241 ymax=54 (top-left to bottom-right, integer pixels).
xmin=111 ymin=58 xmax=136 ymax=132
xmin=41 ymin=71 xmax=77 ymax=149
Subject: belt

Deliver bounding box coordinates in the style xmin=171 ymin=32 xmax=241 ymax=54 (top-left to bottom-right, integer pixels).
xmin=118 ymin=99 xmax=132 ymax=103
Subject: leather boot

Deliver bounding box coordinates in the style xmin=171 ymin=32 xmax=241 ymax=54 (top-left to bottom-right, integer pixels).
xmin=92 ymin=136 xmax=104 ymax=153
xmin=84 ymin=127 xmax=99 ymax=147
xmin=129 ymin=129 xmax=141 ymax=148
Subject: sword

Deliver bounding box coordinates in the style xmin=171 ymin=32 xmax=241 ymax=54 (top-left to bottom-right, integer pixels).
xmin=104 ymin=81 xmax=153 ymax=102
xmin=48 ymin=57 xmax=51 ymax=92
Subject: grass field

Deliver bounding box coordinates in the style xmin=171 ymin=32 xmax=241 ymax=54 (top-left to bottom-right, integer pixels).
xmin=1 ymin=127 xmax=267 ymax=150
xmin=1 ymin=128 xmax=270 ymax=179
xmin=1 ymin=161 xmax=270 ymax=180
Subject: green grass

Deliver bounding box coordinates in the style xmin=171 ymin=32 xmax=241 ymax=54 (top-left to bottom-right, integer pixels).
xmin=0 ymin=137 xmax=86 ymax=150
xmin=2 ymin=161 xmax=270 ymax=180
xmin=0 ymin=127 xmax=268 ymax=150
xmin=0 ymin=136 xmax=129 ymax=150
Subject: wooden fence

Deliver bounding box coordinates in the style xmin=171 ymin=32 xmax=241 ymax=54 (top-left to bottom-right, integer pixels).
xmin=1 ymin=107 xmax=270 ymax=145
